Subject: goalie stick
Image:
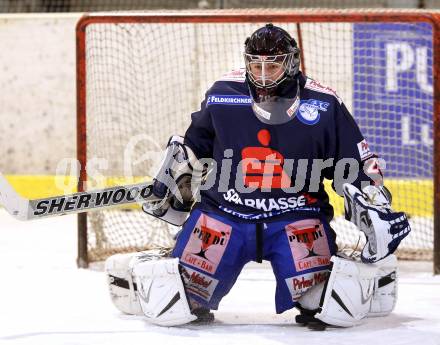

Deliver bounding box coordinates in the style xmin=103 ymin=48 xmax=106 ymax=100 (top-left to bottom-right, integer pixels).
xmin=0 ymin=173 xmax=160 ymax=220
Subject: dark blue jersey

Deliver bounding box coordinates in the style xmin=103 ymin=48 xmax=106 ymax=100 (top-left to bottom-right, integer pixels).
xmin=184 ymin=70 xmax=378 ymax=223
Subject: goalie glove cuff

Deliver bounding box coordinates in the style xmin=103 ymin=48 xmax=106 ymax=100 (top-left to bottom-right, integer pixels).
xmin=152 ymin=135 xmax=204 ymax=201
xmin=142 ymin=136 xmax=206 ymax=226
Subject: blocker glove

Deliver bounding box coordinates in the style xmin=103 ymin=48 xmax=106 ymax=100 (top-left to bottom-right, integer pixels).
xmin=343 ymin=183 xmax=411 ymax=263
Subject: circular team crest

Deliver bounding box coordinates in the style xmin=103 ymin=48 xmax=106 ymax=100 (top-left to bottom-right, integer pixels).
xmin=297 ymin=102 xmax=320 ymax=125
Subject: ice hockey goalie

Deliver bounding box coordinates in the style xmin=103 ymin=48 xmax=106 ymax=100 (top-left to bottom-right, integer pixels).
xmin=104 ymin=23 xmax=411 ymax=329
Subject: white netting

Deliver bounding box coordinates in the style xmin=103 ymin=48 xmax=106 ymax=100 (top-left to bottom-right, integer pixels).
xmin=81 ymin=17 xmax=433 ymax=262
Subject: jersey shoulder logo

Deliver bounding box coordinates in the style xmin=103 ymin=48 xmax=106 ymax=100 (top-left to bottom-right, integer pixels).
xmin=297 ymin=99 xmax=329 ymax=125
xmin=218 ymin=69 xmax=246 ymax=82
xmin=304 ymin=78 xmax=343 ymax=104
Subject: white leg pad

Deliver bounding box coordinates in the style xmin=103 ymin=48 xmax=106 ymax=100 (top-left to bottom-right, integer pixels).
xmin=105 ymin=249 xmax=176 ymax=317
xmin=315 ymin=256 xmax=377 ymax=327
xmin=315 ymin=255 xmax=398 ymax=327
xmin=132 ymin=258 xmax=197 ymax=326
xmin=368 ymin=254 xmax=398 ymax=317
xmin=297 ymin=280 xmax=326 ymax=311
xmin=105 ymin=252 xmax=144 ymax=316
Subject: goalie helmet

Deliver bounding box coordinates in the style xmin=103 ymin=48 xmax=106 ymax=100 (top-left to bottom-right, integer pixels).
xmin=244 ymin=23 xmax=300 ymax=91
xmin=244 ymin=24 xmax=302 ymax=125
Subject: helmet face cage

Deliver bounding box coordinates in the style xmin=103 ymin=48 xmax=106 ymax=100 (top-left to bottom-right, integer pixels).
xmin=244 ymin=50 xmax=299 ymax=89
xmin=244 ymin=24 xmax=301 ymax=91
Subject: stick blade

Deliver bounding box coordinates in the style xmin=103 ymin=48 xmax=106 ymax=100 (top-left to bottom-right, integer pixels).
xmin=0 ymin=173 xmax=29 ymax=220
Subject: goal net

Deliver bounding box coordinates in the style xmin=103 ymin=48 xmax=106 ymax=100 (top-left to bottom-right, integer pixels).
xmin=76 ymin=10 xmax=438 ymax=267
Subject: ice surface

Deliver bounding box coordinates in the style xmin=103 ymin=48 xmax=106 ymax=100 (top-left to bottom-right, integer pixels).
xmin=0 ymin=209 xmax=439 ymax=345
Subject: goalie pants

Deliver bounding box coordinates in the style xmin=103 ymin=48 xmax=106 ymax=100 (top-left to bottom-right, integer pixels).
xmin=172 ymin=209 xmax=337 ymax=314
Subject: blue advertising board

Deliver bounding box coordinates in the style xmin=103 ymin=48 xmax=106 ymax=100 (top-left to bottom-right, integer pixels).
xmin=353 ymin=23 xmax=433 ymax=178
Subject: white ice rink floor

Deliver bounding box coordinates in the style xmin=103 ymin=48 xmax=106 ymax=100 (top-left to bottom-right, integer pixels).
xmin=0 ymin=209 xmax=439 ymax=345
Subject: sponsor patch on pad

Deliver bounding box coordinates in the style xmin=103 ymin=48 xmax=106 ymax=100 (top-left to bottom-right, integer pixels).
xmin=181 ymin=213 xmax=231 ymax=274
xmin=180 ymin=266 xmax=219 ymax=302
xmin=285 ymin=270 xmax=329 ymax=301
xmin=285 ymin=219 xmax=331 ymax=272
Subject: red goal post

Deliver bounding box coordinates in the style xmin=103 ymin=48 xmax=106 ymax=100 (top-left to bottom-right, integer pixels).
xmin=76 ymin=10 xmax=440 ymax=273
